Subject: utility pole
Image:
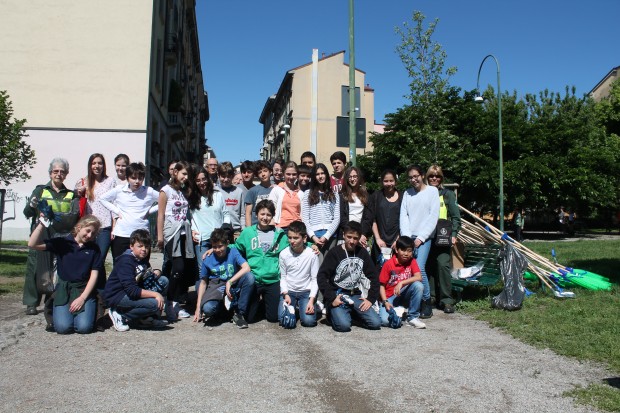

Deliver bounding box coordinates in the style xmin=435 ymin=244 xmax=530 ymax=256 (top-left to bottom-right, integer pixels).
xmin=348 ymin=0 xmax=356 ymax=166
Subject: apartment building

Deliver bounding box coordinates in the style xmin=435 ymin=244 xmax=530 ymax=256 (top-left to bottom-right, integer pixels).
xmin=0 ymin=0 xmax=208 ymax=239
xmin=258 ymin=50 xmax=374 ymax=165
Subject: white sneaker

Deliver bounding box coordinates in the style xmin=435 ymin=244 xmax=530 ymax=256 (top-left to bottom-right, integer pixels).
xmin=109 ymin=309 xmax=129 ymax=332
xmin=177 ymin=309 xmax=191 ymax=318
xmin=406 ymin=317 xmax=426 ymax=329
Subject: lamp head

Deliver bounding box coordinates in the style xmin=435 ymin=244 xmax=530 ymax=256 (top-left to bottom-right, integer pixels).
xmin=474 ymin=96 xmax=484 ymax=103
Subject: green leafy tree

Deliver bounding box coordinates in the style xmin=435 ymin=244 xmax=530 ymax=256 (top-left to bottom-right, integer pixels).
xmin=360 ymin=11 xmax=458 ymax=188
xmin=0 ymin=90 xmax=36 ymax=186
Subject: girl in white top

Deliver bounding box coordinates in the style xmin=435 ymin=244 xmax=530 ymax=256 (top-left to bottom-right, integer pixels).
xmin=301 ymin=163 xmax=340 ymax=254
xmin=99 ymin=162 xmax=159 ymax=260
xmin=74 ymin=153 xmax=116 ymax=267
xmin=157 ymin=161 xmax=194 ymax=320
xmin=338 ymin=166 xmax=369 ymax=247
xmin=188 ymin=167 xmax=230 ymax=271
xmin=269 ymin=161 xmax=304 ymax=230
xmin=399 ymin=165 xmax=440 ymax=319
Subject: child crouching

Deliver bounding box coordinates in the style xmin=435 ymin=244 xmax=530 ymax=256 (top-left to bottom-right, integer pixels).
xmin=193 ymin=228 xmax=254 ymax=329
xmin=379 ymin=236 xmax=426 ymax=329
xmin=104 ymin=229 xmax=169 ymax=331
xmin=278 ymin=221 xmax=320 ymax=328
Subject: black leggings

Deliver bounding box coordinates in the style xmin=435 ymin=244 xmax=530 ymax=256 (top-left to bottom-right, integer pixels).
xmin=165 ymin=235 xmax=196 ymax=302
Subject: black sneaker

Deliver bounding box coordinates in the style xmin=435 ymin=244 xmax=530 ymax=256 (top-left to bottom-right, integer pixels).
xmin=443 ymin=304 xmax=455 ymax=314
xmin=232 ymin=313 xmax=248 ymax=329
xmin=419 ymin=299 xmax=433 ymax=319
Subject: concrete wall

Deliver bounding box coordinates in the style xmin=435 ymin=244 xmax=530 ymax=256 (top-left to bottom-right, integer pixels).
xmin=2 ymin=130 xmax=146 ymax=240
xmin=0 ymin=0 xmax=154 ymax=239
xmin=0 ymin=0 xmax=153 ymax=129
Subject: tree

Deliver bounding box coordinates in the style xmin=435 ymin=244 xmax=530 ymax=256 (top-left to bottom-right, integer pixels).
xmin=0 ymin=90 xmax=36 ymax=186
xmin=359 ymin=11 xmax=457 ymax=188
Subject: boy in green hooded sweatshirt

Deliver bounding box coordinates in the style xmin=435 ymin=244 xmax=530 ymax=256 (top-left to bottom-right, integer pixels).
xmin=235 ymin=199 xmax=288 ymax=322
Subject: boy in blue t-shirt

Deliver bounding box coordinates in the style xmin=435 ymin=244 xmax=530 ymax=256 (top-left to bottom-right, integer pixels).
xmin=193 ymin=228 xmax=254 ymax=328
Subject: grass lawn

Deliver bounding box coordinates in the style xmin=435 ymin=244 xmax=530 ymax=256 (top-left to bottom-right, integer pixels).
xmin=460 ymin=239 xmax=620 ymax=411
xmin=0 ymin=248 xmax=29 ymax=278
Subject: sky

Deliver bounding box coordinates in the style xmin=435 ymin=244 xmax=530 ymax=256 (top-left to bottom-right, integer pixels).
xmin=196 ymin=0 xmax=619 ymax=165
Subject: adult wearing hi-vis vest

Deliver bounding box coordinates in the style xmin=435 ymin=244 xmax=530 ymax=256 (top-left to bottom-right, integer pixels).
xmin=426 ymin=165 xmax=461 ymax=314
xmin=23 ymin=158 xmax=79 ymax=317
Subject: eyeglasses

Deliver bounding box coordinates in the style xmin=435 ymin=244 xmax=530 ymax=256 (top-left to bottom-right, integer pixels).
xmin=427 ymin=175 xmax=442 ymax=179
xmin=408 ymin=174 xmax=422 ymax=180
xmin=348 ymin=175 xmax=359 ymax=180
xmin=51 ymin=170 xmax=66 ymax=175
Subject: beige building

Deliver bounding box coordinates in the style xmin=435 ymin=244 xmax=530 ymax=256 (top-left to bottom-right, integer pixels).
xmin=590 ymin=66 xmax=619 ymax=102
xmin=259 ymin=50 xmax=374 ymax=165
xmin=0 ymin=0 xmax=208 ymax=239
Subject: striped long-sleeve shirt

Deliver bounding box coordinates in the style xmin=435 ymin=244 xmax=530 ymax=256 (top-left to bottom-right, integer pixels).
xmin=301 ymin=191 xmax=340 ymax=239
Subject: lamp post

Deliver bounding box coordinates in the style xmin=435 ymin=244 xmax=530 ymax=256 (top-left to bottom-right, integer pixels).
xmin=348 ymin=0 xmax=357 ymax=166
xmin=475 ymin=54 xmax=504 ymax=231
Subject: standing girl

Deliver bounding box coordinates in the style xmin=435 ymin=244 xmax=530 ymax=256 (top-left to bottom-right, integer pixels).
xmin=113 ymin=154 xmax=130 ymax=186
xmin=75 ymin=153 xmax=116 ymax=264
xmin=28 ymin=214 xmax=102 ymax=334
xmin=157 ymin=161 xmax=195 ymax=320
xmin=188 ymin=167 xmax=230 ymax=273
xmin=268 ymin=161 xmax=303 ymax=231
xmin=339 ymin=166 xmax=369 ymax=246
xmin=362 ymin=169 xmax=403 ymax=263
xmin=301 ymin=163 xmax=340 ymax=254
xmin=399 ymin=165 xmax=440 ymax=319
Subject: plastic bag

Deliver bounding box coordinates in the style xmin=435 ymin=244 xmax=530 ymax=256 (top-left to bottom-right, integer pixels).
xmin=492 ymin=243 xmax=527 ymax=311
xmin=35 ymin=250 xmax=55 ymax=295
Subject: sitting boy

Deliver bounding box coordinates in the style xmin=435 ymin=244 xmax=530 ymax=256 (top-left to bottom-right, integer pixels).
xmin=317 ymin=221 xmax=381 ymax=332
xmin=279 ymin=221 xmax=320 ymax=328
xmin=378 ymin=236 xmax=426 ymax=329
xmin=104 ymin=229 xmax=169 ymax=331
xmin=193 ymin=228 xmax=254 ymax=329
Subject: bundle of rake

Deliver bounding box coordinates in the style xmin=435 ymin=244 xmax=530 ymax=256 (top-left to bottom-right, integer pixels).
xmin=457 ymin=205 xmax=581 ymax=298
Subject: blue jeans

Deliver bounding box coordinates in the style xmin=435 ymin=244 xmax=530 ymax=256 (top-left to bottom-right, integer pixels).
xmin=413 ymin=237 xmax=432 ymax=300
xmin=201 ymin=300 xmax=224 ymax=317
xmin=115 ymin=276 xmax=169 ymax=322
xmin=194 ymin=240 xmax=211 ymax=291
xmin=53 ymin=297 xmax=97 ymax=334
xmin=327 ymin=294 xmax=381 ymax=332
xmin=278 ymin=290 xmax=318 ymax=327
xmin=378 ymin=281 xmax=424 ymax=326
xmin=202 ymin=272 xmax=255 ymax=317
xmin=95 ymin=226 xmax=112 ymax=270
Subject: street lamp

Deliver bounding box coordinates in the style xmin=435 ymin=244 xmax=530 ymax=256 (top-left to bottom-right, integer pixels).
xmin=475 ymin=54 xmax=504 ymax=231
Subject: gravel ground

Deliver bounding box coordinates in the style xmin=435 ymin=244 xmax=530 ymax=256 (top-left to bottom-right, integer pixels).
xmin=0 ymin=251 xmax=611 ymax=412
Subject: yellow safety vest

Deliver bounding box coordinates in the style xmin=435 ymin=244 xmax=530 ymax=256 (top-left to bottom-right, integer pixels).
xmin=41 ymin=188 xmax=74 ymax=213
xmin=439 ymin=194 xmax=448 ymax=220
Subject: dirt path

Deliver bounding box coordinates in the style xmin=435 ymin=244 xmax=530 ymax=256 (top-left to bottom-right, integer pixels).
xmin=0 ymin=291 xmax=610 ymax=413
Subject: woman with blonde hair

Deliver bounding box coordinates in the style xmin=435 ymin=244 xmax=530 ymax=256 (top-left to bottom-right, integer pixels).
xmin=425 ymin=164 xmax=461 ymax=314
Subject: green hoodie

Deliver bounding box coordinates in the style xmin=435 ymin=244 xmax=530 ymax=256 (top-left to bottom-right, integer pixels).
xmin=234 ymin=225 xmax=289 ymax=284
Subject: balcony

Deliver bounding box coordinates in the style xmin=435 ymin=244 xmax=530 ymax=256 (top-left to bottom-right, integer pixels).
xmin=165 ymin=33 xmax=178 ymax=65
xmin=168 ymin=112 xmax=185 ymax=141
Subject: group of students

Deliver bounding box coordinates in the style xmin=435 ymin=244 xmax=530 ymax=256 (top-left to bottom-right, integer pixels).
xmin=25 ymin=148 xmax=461 ymax=334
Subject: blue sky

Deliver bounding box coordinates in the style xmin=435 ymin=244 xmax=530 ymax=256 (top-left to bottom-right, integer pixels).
xmin=196 ymin=1 xmax=618 ymax=164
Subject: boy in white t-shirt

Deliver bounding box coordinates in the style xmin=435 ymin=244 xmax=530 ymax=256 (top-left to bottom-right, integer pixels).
xmin=99 ymin=162 xmax=159 ymax=260
xmin=278 ymin=220 xmax=320 ymax=327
